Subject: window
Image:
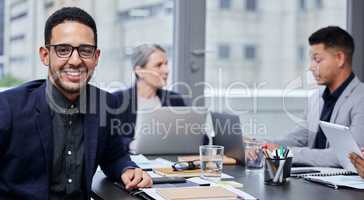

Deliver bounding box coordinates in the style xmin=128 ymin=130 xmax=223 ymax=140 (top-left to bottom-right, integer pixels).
xmin=316 ymin=0 xmax=323 ymax=9
xmin=299 ymin=0 xmax=306 ymax=12
xmin=10 ymin=34 xmax=25 ymax=42
xmin=10 ymin=0 xmax=26 ymax=9
xmin=115 ymin=1 xmax=174 ymax=88
xmin=297 ymin=45 xmax=305 ymax=63
xmin=206 ymin=0 xmax=347 ymax=89
xmin=0 ymin=63 xmax=3 ymax=78
xmin=219 ymin=0 xmax=231 ymax=10
xmin=246 ymin=0 xmax=257 ymax=12
xmin=44 ymin=0 xmax=54 ymax=9
xmin=10 ymin=11 xmax=27 ymax=21
xmin=244 ymin=45 xmax=256 ymax=61
xmin=164 ymin=0 xmax=173 ymax=15
xmin=0 ymin=0 xmax=4 ymax=55
xmin=218 ymin=44 xmax=231 ymax=59
xmin=4 ymin=0 xmax=175 ymax=89
xmin=9 ymin=56 xmax=26 ymax=62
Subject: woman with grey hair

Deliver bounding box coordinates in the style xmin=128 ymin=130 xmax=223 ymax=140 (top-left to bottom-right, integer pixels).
xmin=113 ymin=44 xmax=186 ymax=152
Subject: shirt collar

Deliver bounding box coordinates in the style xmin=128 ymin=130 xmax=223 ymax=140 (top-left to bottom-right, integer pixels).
xmin=46 ymin=79 xmax=83 ymax=115
xmin=322 ymin=72 xmax=355 ymax=101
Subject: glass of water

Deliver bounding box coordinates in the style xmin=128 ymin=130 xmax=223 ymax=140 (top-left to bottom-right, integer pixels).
xmin=244 ymin=139 xmax=264 ymax=170
xmin=199 ymin=145 xmax=224 ymax=181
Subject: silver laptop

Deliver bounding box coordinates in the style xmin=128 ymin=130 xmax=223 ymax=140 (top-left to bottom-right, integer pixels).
xmin=211 ymin=112 xmax=245 ymax=165
xmin=130 ymin=107 xmax=208 ymax=155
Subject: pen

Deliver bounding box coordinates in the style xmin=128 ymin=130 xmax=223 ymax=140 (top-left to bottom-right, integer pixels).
xmin=262 ymin=149 xmax=270 ymax=159
xmin=265 ymin=158 xmax=275 ymax=179
xmin=273 ymin=159 xmax=286 ymax=183
xmin=283 ymin=149 xmax=290 ymax=159
xmin=279 ymin=145 xmax=284 ymax=158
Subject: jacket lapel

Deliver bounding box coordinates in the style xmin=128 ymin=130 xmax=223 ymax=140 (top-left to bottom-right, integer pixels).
xmin=330 ymin=77 xmax=360 ymax=122
xmin=131 ymin=86 xmax=138 ymax=113
xmin=84 ymin=113 xmax=99 ymax=191
xmin=34 ymin=83 xmax=53 ymax=179
xmin=308 ymin=88 xmax=324 ymax=147
xmin=157 ymin=89 xmax=168 ymax=106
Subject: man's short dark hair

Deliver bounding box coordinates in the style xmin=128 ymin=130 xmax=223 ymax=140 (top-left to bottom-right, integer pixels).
xmin=44 ymin=7 xmax=97 ymax=46
xmin=309 ymin=26 xmax=354 ymax=64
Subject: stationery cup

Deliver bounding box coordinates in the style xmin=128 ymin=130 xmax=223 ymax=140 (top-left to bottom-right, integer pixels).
xmin=199 ymin=145 xmax=224 ymax=182
xmin=264 ymin=157 xmax=293 ymax=185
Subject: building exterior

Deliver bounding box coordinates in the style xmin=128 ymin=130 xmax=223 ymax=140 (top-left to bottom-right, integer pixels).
xmin=3 ymin=0 xmax=346 ymax=90
xmin=0 ymin=0 xmax=5 ymax=77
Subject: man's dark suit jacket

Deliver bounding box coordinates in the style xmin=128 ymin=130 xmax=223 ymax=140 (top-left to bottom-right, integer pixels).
xmin=113 ymin=86 xmax=186 ymax=151
xmin=0 ymin=80 xmax=137 ymax=200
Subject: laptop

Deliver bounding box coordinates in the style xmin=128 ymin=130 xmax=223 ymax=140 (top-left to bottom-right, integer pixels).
xmin=210 ymin=112 xmax=245 ymax=165
xmin=130 ymin=107 xmax=208 ymax=155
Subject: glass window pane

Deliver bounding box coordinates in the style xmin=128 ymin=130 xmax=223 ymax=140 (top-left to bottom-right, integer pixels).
xmin=3 ymin=0 xmax=174 ymax=89
xmin=246 ymin=0 xmax=257 ymax=12
xmin=0 ymin=0 xmax=4 ymax=56
xmin=218 ymin=43 xmax=231 ymax=59
xmin=244 ymin=44 xmax=256 ymax=60
xmin=205 ymin=0 xmax=347 ymax=90
xmin=219 ymin=0 xmax=231 ymax=10
xmin=316 ymin=0 xmax=323 ymax=9
xmin=299 ymin=0 xmax=307 ymax=12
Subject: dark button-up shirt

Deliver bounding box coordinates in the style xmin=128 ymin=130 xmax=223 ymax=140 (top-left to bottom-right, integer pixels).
xmin=314 ymin=73 xmax=355 ymax=149
xmin=46 ymin=81 xmax=86 ymax=199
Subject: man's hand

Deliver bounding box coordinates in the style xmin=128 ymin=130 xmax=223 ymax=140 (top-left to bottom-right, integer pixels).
xmin=121 ymin=168 xmax=153 ymax=190
xmin=245 ymin=148 xmax=259 ymax=161
xmin=349 ymin=151 xmax=364 ymax=179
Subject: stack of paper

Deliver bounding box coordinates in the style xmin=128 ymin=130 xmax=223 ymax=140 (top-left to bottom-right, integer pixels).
xmin=304 ymin=175 xmax=364 ymax=189
xmin=130 ymin=155 xmax=174 ymax=170
xmin=153 ymin=167 xmax=234 ymax=179
xmin=142 ymin=186 xmax=257 ymax=200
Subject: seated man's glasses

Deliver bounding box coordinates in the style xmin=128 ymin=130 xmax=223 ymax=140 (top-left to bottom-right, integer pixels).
xmin=46 ymin=44 xmax=97 ymax=59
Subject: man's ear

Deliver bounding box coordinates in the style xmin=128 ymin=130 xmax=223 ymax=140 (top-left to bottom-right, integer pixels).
xmin=39 ymin=46 xmax=50 ymax=66
xmin=336 ymin=51 xmax=346 ymax=68
xmin=94 ymin=48 xmax=101 ymax=66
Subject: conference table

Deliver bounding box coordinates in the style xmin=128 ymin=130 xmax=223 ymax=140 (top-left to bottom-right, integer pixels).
xmin=91 ymin=156 xmax=364 ymax=200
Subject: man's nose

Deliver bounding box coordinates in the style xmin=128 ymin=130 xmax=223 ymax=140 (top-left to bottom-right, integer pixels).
xmin=68 ymin=49 xmax=82 ymax=66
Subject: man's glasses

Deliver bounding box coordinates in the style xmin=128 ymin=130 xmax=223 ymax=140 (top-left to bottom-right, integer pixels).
xmin=46 ymin=44 xmax=97 ymax=59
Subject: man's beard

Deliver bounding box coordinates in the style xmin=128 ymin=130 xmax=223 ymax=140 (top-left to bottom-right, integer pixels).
xmin=49 ymin=65 xmax=93 ymax=94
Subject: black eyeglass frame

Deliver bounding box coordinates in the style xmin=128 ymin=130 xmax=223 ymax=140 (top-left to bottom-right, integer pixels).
xmin=46 ymin=44 xmax=97 ymax=59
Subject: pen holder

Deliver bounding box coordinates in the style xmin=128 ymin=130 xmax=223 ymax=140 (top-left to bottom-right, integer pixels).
xmin=264 ymin=157 xmax=292 ymax=185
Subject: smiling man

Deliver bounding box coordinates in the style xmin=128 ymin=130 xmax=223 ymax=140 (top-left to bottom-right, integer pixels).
xmin=0 ymin=7 xmax=151 ymax=199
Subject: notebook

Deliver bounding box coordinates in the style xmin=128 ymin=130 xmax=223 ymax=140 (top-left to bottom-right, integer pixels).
xmin=153 ymin=168 xmax=201 ymax=178
xmin=304 ymin=175 xmax=364 ymax=189
xmin=156 ymin=186 xmax=238 ymax=200
xmin=291 ymin=167 xmax=357 ymax=178
xmin=142 ymin=186 xmax=258 ymax=200
xmin=153 ymin=168 xmax=234 ymax=179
